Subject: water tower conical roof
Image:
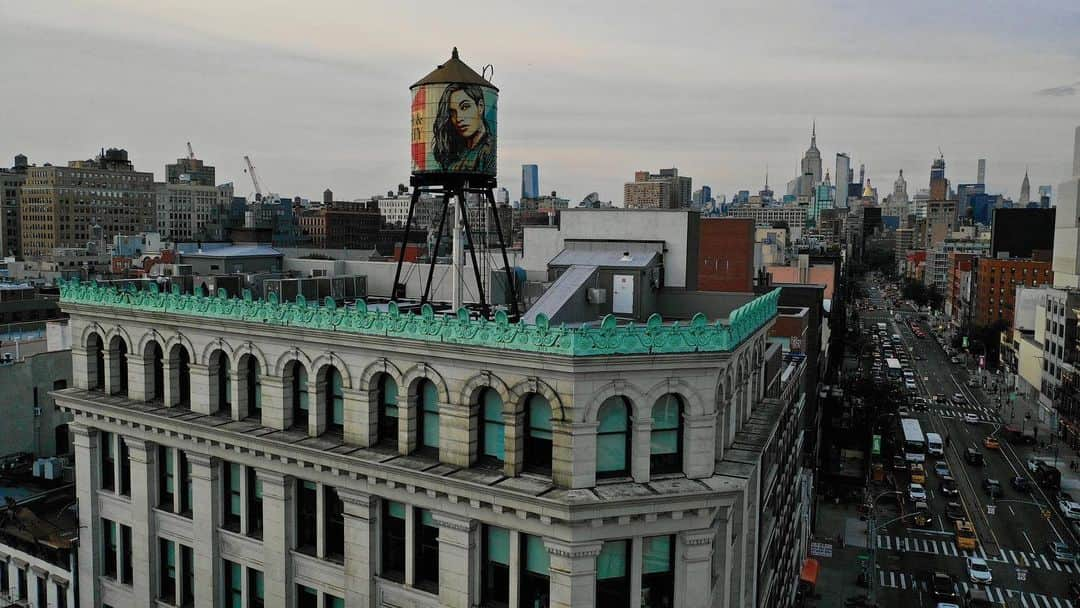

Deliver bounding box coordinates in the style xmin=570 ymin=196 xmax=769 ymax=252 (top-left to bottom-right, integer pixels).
xmin=411 ymin=47 xmax=497 ymax=91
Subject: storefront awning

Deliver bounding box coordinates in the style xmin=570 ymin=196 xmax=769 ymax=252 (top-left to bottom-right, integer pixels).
xmin=800 ymin=558 xmax=820 ymax=586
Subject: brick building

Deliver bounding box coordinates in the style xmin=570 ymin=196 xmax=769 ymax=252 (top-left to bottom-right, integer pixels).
xmin=698 ymin=218 xmax=754 ymax=292
xmin=974 ymin=258 xmax=1053 ymax=327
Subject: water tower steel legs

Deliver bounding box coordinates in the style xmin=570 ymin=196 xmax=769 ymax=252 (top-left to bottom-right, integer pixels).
xmin=391 ymin=187 xmax=422 ymax=300
xmin=421 ymin=190 xmax=451 ymax=305
xmin=484 ymin=187 xmax=520 ymax=319
xmin=455 ymin=188 xmax=489 ymax=318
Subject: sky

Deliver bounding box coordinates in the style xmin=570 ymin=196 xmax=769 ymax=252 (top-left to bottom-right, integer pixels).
xmin=1 ymin=0 xmax=1078 ymax=205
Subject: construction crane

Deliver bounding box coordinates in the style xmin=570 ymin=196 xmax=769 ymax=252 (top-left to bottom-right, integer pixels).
xmin=243 ymin=155 xmax=264 ymax=201
xmin=186 ymin=142 xmax=195 ymax=160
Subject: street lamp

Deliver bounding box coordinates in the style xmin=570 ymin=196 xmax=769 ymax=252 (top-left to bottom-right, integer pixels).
xmin=865 ymin=489 xmax=904 ymax=606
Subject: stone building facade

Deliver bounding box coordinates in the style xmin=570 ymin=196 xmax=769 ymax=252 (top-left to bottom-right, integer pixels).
xmin=53 ymin=281 xmax=803 ymax=608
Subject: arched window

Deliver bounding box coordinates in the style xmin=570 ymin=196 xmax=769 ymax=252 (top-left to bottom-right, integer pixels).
xmin=378 ymin=375 xmax=399 ymax=445
xmin=240 ymin=355 xmax=261 ymax=420
xmin=416 ymin=380 xmax=439 ymax=453
xmin=596 ymin=397 xmax=631 ymax=478
xmin=211 ymin=351 xmax=230 ymax=413
xmin=148 ymin=342 xmax=164 ymax=402
xmin=110 ymin=337 xmax=128 ymax=396
xmin=89 ymin=334 xmax=105 ymax=390
xmin=650 ymin=395 xmax=683 ymax=475
xmin=479 ymin=389 xmax=505 ymax=465
xmin=288 ymin=362 xmax=309 ymax=430
xmin=171 ymin=345 xmax=191 ymax=408
xmin=325 ymin=366 xmax=344 ymax=434
xmin=524 ymin=395 xmax=553 ymax=474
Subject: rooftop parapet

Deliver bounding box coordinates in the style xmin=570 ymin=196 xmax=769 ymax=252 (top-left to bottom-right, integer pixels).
xmin=58 ymin=279 xmax=779 ymax=357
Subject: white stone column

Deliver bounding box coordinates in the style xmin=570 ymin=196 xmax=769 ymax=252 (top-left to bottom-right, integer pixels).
xmin=681 ymin=529 xmax=716 ymax=608
xmin=257 ymin=468 xmax=292 ymax=607
xmin=188 ymin=452 xmax=220 ymax=608
xmin=127 ymin=354 xmax=151 ymax=402
xmin=404 ymin=504 xmax=416 ymax=586
xmin=231 ymin=368 xmax=248 ymax=421
xmin=438 ymin=403 xmax=473 ymax=467
xmin=503 ymin=409 xmax=525 ymax=477
xmin=342 ymin=387 xmax=368 ymax=446
xmin=631 ymin=419 xmax=651 ymax=483
xmin=399 ymin=385 xmax=418 ymax=455
xmin=72 ymin=424 xmax=101 ymax=608
xmin=125 ymin=437 xmax=158 ymax=606
xmin=164 ymin=354 xmax=179 ymax=408
xmin=103 ymin=347 xmax=122 ymax=396
xmin=629 ymin=537 xmax=643 ymax=608
xmin=189 ymin=363 xmax=214 ymax=415
xmin=339 ymin=488 xmax=377 ymax=608
xmin=544 ymin=539 xmax=602 ymax=608
xmin=45 ymin=575 xmax=64 ymax=608
xmin=310 ymin=378 xmax=327 ymax=437
xmin=261 ymin=375 xmax=290 ymax=430
xmin=554 ymin=422 xmax=593 ymax=489
xmin=71 ymin=346 xmax=91 ymax=390
xmin=685 ymin=413 xmax=717 ymax=479
xmin=508 ymin=530 xmax=521 ymax=608
xmin=431 ymin=511 xmax=476 ymax=608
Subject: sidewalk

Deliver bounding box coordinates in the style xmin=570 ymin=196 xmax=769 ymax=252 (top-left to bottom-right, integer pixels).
xmin=1002 ymin=388 xmax=1080 ymax=494
xmin=809 ymin=497 xmax=873 ymax=606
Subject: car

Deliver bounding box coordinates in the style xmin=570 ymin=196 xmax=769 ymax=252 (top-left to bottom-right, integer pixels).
xmin=893 ymin=456 xmax=908 ymax=471
xmin=912 ymin=501 xmax=933 ymax=527
xmin=965 ymin=447 xmax=984 ymax=466
xmin=914 ymin=354 xmax=925 ymax=361
xmin=945 ymin=502 xmax=965 ymax=521
xmin=966 ymin=556 xmax=993 ymax=584
xmin=932 ymin=572 xmax=959 ymax=601
xmin=951 ymin=356 xmax=961 ymax=364
xmin=1060 ymin=500 xmax=1080 ymax=521
xmin=1027 ymin=458 xmax=1045 ymax=473
xmin=964 ymin=413 xmax=980 ymax=424
xmin=1049 ymin=541 xmax=1076 ymax=564
xmin=967 ymin=378 xmax=979 ymax=388
xmin=909 ymin=483 xmax=927 ymax=502
xmin=952 ymin=392 xmax=965 ymax=402
xmin=982 ymin=478 xmax=1002 ymax=498
xmin=898 ymin=406 xmax=911 ymax=417
xmin=934 ymin=461 xmax=950 ymax=476
xmin=983 ymin=436 xmax=1000 ymax=449
xmin=940 ymin=476 xmax=960 ymax=496
xmin=1010 ymin=476 xmax=1032 ymax=492
xmin=934 ymin=393 xmax=947 ymax=403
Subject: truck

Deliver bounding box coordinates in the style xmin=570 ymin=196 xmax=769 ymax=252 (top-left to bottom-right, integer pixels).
xmin=1033 ymin=462 xmax=1062 ymax=491
xmin=1003 ymin=424 xmax=1037 ymax=445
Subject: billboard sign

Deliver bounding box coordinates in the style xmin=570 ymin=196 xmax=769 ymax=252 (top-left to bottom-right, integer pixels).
xmin=411 ymin=83 xmax=498 ymax=176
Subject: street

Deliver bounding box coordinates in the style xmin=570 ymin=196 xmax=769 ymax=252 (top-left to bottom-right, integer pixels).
xmin=853 ymin=281 xmax=1080 ymax=608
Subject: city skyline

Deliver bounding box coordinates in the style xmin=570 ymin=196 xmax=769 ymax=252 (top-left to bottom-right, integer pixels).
xmin=1 ymin=1 xmax=1078 ymax=203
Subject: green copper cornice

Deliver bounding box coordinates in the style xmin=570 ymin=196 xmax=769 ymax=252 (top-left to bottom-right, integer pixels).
xmin=58 ymin=280 xmax=779 ymax=356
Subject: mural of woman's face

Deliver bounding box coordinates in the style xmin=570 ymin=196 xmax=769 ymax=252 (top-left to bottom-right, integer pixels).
xmin=449 ymin=89 xmax=484 ymax=142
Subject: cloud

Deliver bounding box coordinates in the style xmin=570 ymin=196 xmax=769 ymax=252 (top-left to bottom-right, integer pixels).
xmin=1037 ymin=81 xmax=1080 ymax=96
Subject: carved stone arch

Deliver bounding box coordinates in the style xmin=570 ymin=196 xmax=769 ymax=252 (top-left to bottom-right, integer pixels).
xmin=310 ymin=352 xmax=354 ymax=389
xmin=643 ymin=377 xmax=707 ymax=417
xmin=273 ymin=347 xmax=314 ymax=378
xmin=712 ymin=368 xmax=731 ymax=411
xmin=508 ymin=377 xmax=566 ymax=421
xmin=79 ymin=322 xmax=107 ymax=350
xmin=103 ymin=325 xmax=133 ymax=352
xmin=357 ymin=357 xmax=405 ymax=393
xmin=400 ymin=363 xmax=451 ymax=405
xmin=136 ymin=328 xmax=167 ymax=356
xmin=231 ymin=341 xmax=271 ymax=376
xmin=458 ymin=371 xmax=514 ymax=411
xmin=200 ymin=338 xmax=235 ymax=367
xmin=580 ymin=380 xmax=648 ymax=424
xmin=162 ymin=332 xmax=196 ymax=360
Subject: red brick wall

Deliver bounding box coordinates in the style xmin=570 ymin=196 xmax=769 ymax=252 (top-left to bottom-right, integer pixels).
xmin=698 ymin=218 xmax=754 ymax=292
xmin=975 ymin=258 xmax=1053 ymax=327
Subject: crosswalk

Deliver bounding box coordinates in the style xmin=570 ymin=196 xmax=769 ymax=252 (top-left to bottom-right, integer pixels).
xmin=876 ymin=534 xmax=1079 ymax=574
xmin=876 ymin=568 xmax=1075 ymax=607
xmin=932 ymin=402 xmax=1001 ymax=423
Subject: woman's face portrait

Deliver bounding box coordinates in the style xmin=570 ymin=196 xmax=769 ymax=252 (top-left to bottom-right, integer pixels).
xmin=449 ymin=89 xmax=485 ymax=143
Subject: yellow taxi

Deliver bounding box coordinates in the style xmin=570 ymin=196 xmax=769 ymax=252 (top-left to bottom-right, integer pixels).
xmin=955 ymin=520 xmax=978 ymax=550
xmin=909 ymin=462 xmax=926 ymax=484
xmin=983 ymin=436 xmax=1000 ymax=450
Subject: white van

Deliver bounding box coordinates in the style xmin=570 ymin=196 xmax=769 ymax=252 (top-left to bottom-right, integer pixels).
xmin=926 ymin=432 xmax=944 ymax=456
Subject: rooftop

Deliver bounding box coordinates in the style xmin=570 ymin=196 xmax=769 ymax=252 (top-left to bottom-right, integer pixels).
xmin=180 ymin=245 xmax=281 ymax=258
xmin=58 ymin=279 xmax=780 ymax=357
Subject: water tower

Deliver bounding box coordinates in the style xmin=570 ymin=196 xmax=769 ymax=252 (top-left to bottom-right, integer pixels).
xmin=391 ymin=48 xmax=518 ymax=319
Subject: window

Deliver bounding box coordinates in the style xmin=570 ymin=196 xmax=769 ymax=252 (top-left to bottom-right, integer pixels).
xmin=480 ymin=389 xmax=505 ymax=465
xmin=224 ymin=463 xmax=243 ymax=532
xmin=596 ymin=397 xmax=631 ymax=478
xmin=179 ymin=451 xmax=192 ymax=515
xmin=296 ymin=585 xmax=318 ymax=608
xmin=524 ymin=395 xmax=553 ymax=474
xmin=16 ymin=567 xmax=26 ymax=600
xmin=224 ymin=560 xmax=243 ymax=608
xmin=248 ymin=568 xmax=264 ymax=608
xmin=651 ymin=395 xmax=683 ymax=475
xmin=642 ymin=535 xmax=675 ymax=607
xmin=325 ymin=486 xmax=345 ymax=562
xmin=417 ymin=380 xmax=440 ymax=453
xmin=596 ymin=539 xmax=630 ymax=606
xmin=378 ymin=375 xmax=399 ymax=445
xmin=290 ymin=363 xmax=309 ymax=430
xmin=175 ymin=346 xmax=191 ymax=408
xmin=159 ymin=538 xmax=176 ymax=601
xmin=248 ymin=470 xmax=263 ymax=539
xmin=119 ymin=437 xmax=131 ymax=496
xmin=181 ymin=544 xmax=194 ymax=605
xmin=215 ymin=353 xmax=231 ymax=412
xmin=482 ymin=526 xmax=510 ymax=607
xmin=520 ymin=534 xmax=550 ymax=608
xmin=103 ymin=518 xmax=118 ymax=579
xmin=121 ymin=523 xmax=133 ymax=584
xmin=325 ymin=367 xmax=344 ymax=434
xmin=159 ymin=446 xmax=175 ymax=511
xmin=101 ymin=431 xmax=115 ymax=491
xmin=325 ymin=594 xmax=344 ymax=608
xmin=36 ymin=577 xmax=45 ymax=608
xmin=244 ymin=356 xmax=261 ymax=419
xmin=296 ymin=480 xmax=318 ymax=555
xmin=382 ymin=501 xmax=406 ymax=583
xmin=90 ymin=334 xmax=105 ymax=390
xmin=415 ymin=509 xmax=440 ymax=593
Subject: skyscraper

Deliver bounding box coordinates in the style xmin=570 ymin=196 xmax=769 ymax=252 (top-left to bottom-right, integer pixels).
xmin=893 ymin=169 xmax=909 ymax=204
xmin=835 ymin=153 xmax=850 ymax=208
xmin=521 ymin=164 xmax=539 ymax=200
xmin=1019 ymin=169 xmax=1031 ymax=205
xmin=929 ymin=155 xmax=948 ymax=200
xmin=977 ymin=158 xmax=986 ymax=185
xmin=797 ymin=122 xmax=822 ymax=196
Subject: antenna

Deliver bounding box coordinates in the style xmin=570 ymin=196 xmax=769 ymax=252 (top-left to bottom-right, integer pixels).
xmin=938 ymin=146 xmax=944 ymax=159
xmin=186 ymin=142 xmax=195 ymax=160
